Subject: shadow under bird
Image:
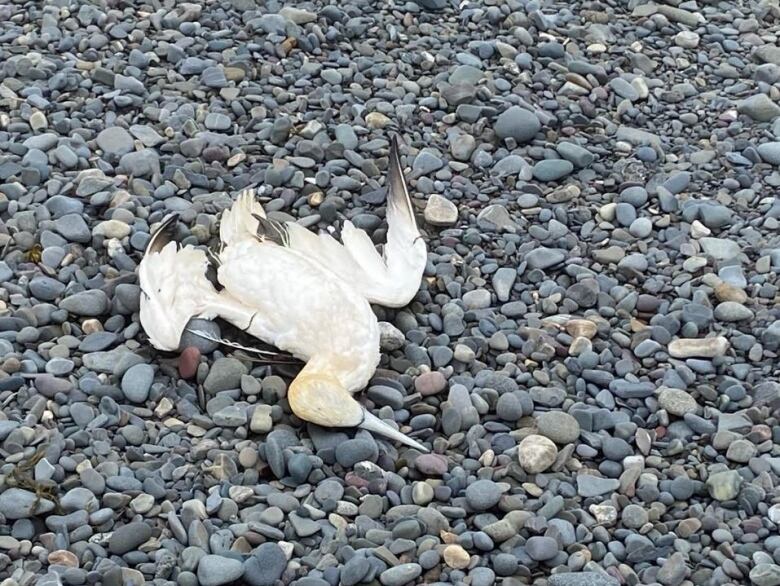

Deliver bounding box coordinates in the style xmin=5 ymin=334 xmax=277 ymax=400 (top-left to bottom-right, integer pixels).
xmin=138 ymin=136 xmax=429 ymax=451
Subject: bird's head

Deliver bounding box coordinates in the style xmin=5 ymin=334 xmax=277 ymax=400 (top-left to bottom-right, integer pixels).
xmin=288 ymin=370 xmax=428 ymax=451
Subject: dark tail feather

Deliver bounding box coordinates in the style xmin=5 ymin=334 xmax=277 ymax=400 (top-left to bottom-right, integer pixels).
xmin=146 ymin=214 xmax=180 ymax=254
xmin=388 ymin=135 xmax=416 ymax=226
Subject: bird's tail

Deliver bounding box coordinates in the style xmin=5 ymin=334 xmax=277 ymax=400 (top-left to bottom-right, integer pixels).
xmin=219 ymin=188 xmax=267 ymax=248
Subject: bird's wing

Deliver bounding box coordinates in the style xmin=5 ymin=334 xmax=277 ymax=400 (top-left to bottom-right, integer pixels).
xmin=219 ymin=187 xmax=267 ymax=249
xmin=139 ymin=215 xmax=221 ymax=351
xmin=243 ymin=136 xmax=427 ymax=308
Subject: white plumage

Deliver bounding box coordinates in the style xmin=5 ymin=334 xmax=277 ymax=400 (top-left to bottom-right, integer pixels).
xmin=138 ymin=136 xmax=428 ymax=450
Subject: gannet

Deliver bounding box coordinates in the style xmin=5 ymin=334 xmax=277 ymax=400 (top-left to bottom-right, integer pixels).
xmin=139 ymin=136 xmax=429 ymax=451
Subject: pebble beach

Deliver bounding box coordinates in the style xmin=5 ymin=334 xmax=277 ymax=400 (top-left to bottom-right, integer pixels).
xmin=1 ymin=1 xmax=780 ymax=586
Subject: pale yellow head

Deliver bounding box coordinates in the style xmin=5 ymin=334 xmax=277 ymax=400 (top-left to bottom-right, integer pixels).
xmin=288 ymin=372 xmax=364 ymax=428
xmin=287 ymin=369 xmax=429 ymax=452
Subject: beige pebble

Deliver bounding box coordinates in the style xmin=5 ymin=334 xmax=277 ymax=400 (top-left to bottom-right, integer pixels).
xmin=443 ymin=544 xmax=470 ymax=569
xmin=365 ymin=112 xmax=391 ymax=129
xmin=48 ymin=549 xmax=79 ymax=567
xmin=518 ymin=434 xmax=558 ymax=474
xmin=668 ymin=337 xmax=729 ymax=359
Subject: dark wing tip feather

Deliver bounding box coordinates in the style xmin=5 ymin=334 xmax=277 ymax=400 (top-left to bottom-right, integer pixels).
xmin=387 ymin=135 xmax=415 ymax=225
xmin=253 ymin=213 xmax=290 ymax=247
xmin=146 ymin=213 xmax=180 ymax=254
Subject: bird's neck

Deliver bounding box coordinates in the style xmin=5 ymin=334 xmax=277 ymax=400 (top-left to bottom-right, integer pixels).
xmin=305 ymin=351 xmax=380 ymax=393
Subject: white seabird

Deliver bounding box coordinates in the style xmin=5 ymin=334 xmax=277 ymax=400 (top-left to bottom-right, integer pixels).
xmin=138 ymin=136 xmax=428 ymax=451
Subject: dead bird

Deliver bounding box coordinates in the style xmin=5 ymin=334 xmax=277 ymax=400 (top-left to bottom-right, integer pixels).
xmin=138 ymin=136 xmax=429 ymax=451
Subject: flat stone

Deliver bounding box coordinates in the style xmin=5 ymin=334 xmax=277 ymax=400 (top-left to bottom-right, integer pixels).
xmin=668 ymin=337 xmax=729 ymax=358
xmin=0 ymin=489 xmax=55 ymax=519
xmin=658 ymin=388 xmax=697 ymax=416
xmin=121 ymin=363 xmax=154 ymax=403
xmin=577 ymin=475 xmax=620 ymax=497
xmin=60 ymin=290 xmax=109 ymax=316
xmin=380 ymin=563 xmax=422 ymax=586
xmin=96 ymin=127 xmax=134 ymax=157
xmin=549 ymin=574 xmax=619 ymax=586
xmin=494 ymin=106 xmax=541 ymax=143
xmin=706 ymin=470 xmax=742 ymax=501
xmin=536 ymin=411 xmax=580 ymax=444
xmin=197 ymin=555 xmax=245 ymax=586
xmin=424 ymin=194 xmax=458 ymax=226
xmin=108 ymin=522 xmax=152 ymax=554
xmin=738 ymin=94 xmax=780 ymax=122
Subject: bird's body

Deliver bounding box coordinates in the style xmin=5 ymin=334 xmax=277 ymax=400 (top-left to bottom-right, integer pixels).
xmin=138 ymin=136 xmax=429 ymax=450
xmin=216 ymin=238 xmax=381 ymax=393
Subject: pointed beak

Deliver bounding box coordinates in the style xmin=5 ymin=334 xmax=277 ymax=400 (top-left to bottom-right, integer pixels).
xmin=359 ymin=409 xmax=429 ymax=452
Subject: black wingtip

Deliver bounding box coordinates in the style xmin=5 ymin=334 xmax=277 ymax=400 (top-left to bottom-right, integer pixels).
xmin=387 ymin=135 xmax=415 ymax=225
xmin=146 ymin=213 xmax=180 ymax=254
xmin=253 ymin=213 xmax=289 ymax=247
xmin=391 ymin=133 xmax=400 ymax=152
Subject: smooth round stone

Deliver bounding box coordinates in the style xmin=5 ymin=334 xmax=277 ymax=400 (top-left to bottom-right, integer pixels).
xmin=622 ymin=504 xmax=649 ymax=528
xmin=470 ymin=567 xmax=496 ymax=586
xmin=379 ymin=563 xmax=422 ymax=586
xmin=197 ymin=555 xmax=244 ymax=586
xmin=532 ymin=159 xmax=574 ymax=181
xmin=602 ymin=437 xmax=632 ymax=461
xmin=619 ymin=186 xmax=649 ymax=207
xmin=658 ymin=388 xmax=697 ymax=416
xmin=443 ymin=544 xmax=470 ymax=569
xmin=412 ymin=482 xmax=434 ymax=505
xmin=96 ymin=126 xmax=134 ymax=157
xmin=758 ymin=142 xmax=780 ymax=165
xmin=179 ymin=319 xmax=221 ymax=353
xmin=424 ymin=194 xmax=458 ymax=226
xmin=204 ymin=358 xmax=247 ymax=393
xmin=121 ymin=363 xmax=154 ymax=403
xmin=536 ymin=411 xmax=580 ymax=444
xmin=714 ymin=302 xmax=753 ymax=322
xmin=674 ymin=30 xmax=700 ymax=48
xmin=45 ymin=357 xmax=74 ymax=376
xmin=750 ymin=564 xmax=780 ymax=586
xmin=518 ymin=434 xmax=558 ymax=473
xmin=314 ymin=480 xmax=344 ymax=503
xmin=525 ymin=536 xmax=559 ymax=561
xmin=465 ymin=479 xmax=503 ymax=511
xmin=414 ymin=454 xmax=448 ymax=475
xmin=29 ymin=276 xmax=65 ymax=300
xmin=0 ymin=489 xmax=55 ymax=519
xmin=243 ymin=543 xmax=287 ymax=586
xmin=726 ymin=439 xmax=756 ymax=463
xmin=179 ymin=347 xmax=201 ymax=379
xmin=494 ymin=106 xmax=541 ymax=143
xmin=629 ymin=217 xmax=653 ymax=238
xmin=108 ymin=522 xmax=152 ymax=554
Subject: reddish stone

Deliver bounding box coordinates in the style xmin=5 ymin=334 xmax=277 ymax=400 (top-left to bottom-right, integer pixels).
xmin=179 ymin=346 xmax=200 ymax=379
xmin=344 ymin=472 xmax=371 ymax=489
xmin=414 ymin=453 xmax=448 ymax=476
xmin=414 ymin=371 xmax=447 ymax=396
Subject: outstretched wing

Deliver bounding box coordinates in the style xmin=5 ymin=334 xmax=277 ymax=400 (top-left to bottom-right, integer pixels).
xmin=243 ymin=136 xmax=427 ymax=307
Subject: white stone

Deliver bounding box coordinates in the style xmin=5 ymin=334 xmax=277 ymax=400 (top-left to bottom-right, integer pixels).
xmin=424 ymin=194 xmax=458 ymax=226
